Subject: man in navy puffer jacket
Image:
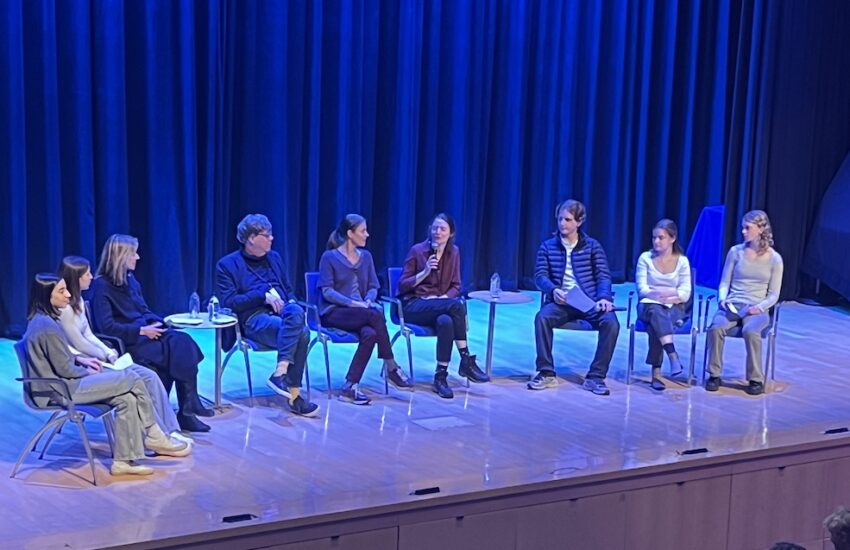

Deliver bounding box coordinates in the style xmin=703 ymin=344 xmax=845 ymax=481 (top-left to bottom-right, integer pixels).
xmin=529 ymin=199 xmax=620 ymax=395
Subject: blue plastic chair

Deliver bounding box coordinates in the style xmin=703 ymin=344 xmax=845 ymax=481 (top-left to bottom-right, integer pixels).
xmin=300 ymin=272 xmax=359 ymax=398
xmin=383 ymin=267 xmax=437 ymax=387
xmin=625 ymin=268 xmax=702 ymax=386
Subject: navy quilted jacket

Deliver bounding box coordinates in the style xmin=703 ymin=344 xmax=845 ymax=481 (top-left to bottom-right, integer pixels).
xmin=534 ymin=232 xmax=613 ymax=303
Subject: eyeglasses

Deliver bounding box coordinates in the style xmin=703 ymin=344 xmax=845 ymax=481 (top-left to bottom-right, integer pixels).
xmin=256 ymin=231 xmax=273 ymax=238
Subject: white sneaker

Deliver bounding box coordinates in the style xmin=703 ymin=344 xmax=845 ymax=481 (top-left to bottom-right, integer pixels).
xmin=110 ymin=460 xmax=154 ymax=476
xmin=170 ymin=431 xmax=195 ymax=444
xmin=145 ymin=434 xmax=191 ymax=457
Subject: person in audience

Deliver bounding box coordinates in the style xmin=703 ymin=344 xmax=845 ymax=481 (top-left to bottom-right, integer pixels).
xmin=57 ymin=256 xmax=191 ymax=445
xmin=89 ymin=234 xmax=211 ymax=432
xmin=23 ymin=273 xmax=188 ymax=476
xmin=216 ymin=214 xmax=319 ymax=417
xmin=635 ymin=219 xmax=692 ymax=391
xmin=318 ymin=214 xmax=413 ymax=405
xmin=825 ymin=506 xmax=850 ymax=550
xmin=705 ymin=210 xmax=783 ymax=395
xmin=529 ymin=199 xmax=620 ymax=395
xmin=398 ymin=212 xmax=489 ymax=399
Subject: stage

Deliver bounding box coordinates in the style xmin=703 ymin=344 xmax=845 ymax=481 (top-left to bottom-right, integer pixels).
xmin=2 ymin=285 xmax=849 ymax=550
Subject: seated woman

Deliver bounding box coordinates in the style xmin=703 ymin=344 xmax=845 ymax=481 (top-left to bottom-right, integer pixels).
xmin=635 ymin=219 xmax=692 ymax=391
xmin=398 ymin=213 xmax=489 ymax=399
xmin=705 ymin=210 xmax=784 ymax=395
xmin=23 ymin=274 xmax=187 ymax=476
xmin=57 ymin=255 xmax=190 ymax=445
xmin=318 ymin=214 xmax=413 ymax=405
xmin=89 ymin=234 xmax=211 ymax=432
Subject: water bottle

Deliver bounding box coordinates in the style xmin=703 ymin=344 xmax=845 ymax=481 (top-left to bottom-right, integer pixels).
xmin=208 ymin=295 xmax=219 ymax=321
xmin=189 ymin=292 xmax=200 ymax=318
xmin=489 ymin=272 xmax=502 ymax=299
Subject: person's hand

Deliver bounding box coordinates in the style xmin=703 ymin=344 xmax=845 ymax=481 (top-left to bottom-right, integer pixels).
xmin=596 ymin=299 xmax=614 ymax=312
xmin=107 ymin=351 xmax=119 ymax=363
xmin=140 ymin=323 xmax=166 ymax=340
xmin=265 ymin=292 xmax=285 ymax=314
xmin=747 ymin=305 xmax=763 ymax=316
xmin=662 ymin=295 xmax=682 ymax=305
xmin=350 ymin=300 xmax=368 ymax=308
xmin=76 ymin=356 xmax=102 ymax=373
xmin=424 ymin=255 xmax=439 ymax=272
xmin=553 ymin=288 xmax=567 ymax=305
xmin=719 ymin=299 xmax=730 ymax=311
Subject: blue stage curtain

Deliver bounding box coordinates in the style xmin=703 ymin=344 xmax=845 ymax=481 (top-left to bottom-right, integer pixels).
xmin=2 ymin=0 xmax=850 ymax=335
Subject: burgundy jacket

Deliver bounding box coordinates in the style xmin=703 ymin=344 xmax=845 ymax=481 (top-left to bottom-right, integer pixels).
xmin=398 ymin=240 xmax=461 ymax=300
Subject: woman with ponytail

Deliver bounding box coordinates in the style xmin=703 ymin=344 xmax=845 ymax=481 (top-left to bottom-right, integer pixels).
xmin=318 ymin=214 xmax=412 ymax=405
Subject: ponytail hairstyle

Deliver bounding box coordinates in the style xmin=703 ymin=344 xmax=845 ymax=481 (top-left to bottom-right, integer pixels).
xmin=653 ymin=219 xmax=685 ymax=256
xmin=28 ymin=273 xmax=62 ymax=319
xmin=327 ymin=213 xmax=366 ymax=250
xmin=742 ymin=210 xmax=774 ymax=254
xmin=57 ymin=256 xmax=91 ymax=314
xmin=554 ymin=199 xmax=586 ymax=224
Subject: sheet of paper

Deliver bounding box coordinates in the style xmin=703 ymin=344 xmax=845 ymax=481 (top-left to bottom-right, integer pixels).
xmin=103 ymin=353 xmax=134 ymax=371
xmin=565 ymin=287 xmax=598 ymax=313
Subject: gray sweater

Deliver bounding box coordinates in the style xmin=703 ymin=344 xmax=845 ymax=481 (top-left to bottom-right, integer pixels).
xmin=718 ymin=244 xmax=784 ymax=311
xmin=23 ymin=313 xmax=90 ymax=406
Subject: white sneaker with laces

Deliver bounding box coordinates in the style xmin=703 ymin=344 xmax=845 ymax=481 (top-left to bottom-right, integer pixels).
xmin=110 ymin=460 xmax=154 ymax=476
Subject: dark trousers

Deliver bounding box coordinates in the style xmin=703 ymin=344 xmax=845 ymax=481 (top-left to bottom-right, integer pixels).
xmin=129 ymin=329 xmax=202 ymax=382
xmin=244 ymin=303 xmax=310 ymax=388
xmin=534 ymin=302 xmax=620 ymax=379
xmin=637 ymin=302 xmax=688 ymax=366
xmin=403 ymin=298 xmax=467 ymax=364
xmin=321 ymin=306 xmax=394 ymax=383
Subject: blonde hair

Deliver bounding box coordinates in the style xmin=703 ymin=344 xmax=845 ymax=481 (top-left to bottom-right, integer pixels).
xmin=742 ymin=210 xmax=774 ymax=254
xmin=96 ymin=234 xmax=139 ymax=286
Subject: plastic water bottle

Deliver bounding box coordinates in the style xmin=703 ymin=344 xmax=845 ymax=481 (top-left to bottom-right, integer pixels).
xmin=208 ymin=295 xmax=219 ymax=321
xmin=489 ymin=272 xmax=502 ymax=299
xmin=189 ymin=292 xmax=200 ymax=318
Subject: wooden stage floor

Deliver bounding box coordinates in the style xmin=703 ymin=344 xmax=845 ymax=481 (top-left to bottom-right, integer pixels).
xmin=1 ymin=285 xmax=849 ymax=550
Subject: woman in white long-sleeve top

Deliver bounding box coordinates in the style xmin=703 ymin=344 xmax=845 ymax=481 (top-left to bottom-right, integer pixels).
xmin=635 ymin=219 xmax=692 ymax=391
xmin=57 ymin=256 xmax=190 ymax=444
xmin=23 ymin=274 xmax=188 ymax=476
xmin=705 ymin=210 xmax=784 ymax=395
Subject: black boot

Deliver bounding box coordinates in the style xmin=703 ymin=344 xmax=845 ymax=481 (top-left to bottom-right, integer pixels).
xmin=433 ymin=368 xmax=453 ymax=399
xmin=177 ymin=413 xmax=210 ymax=433
xmin=650 ymin=366 xmax=666 ymax=391
xmin=458 ymin=354 xmax=490 ymax=383
xmin=177 ymin=378 xmax=214 ymax=417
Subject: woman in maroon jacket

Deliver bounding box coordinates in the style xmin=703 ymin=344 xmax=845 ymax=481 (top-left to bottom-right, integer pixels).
xmin=398 ymin=213 xmax=489 ymax=399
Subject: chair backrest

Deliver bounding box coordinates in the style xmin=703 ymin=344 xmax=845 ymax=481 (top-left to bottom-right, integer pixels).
xmin=14 ymin=340 xmax=41 ymax=411
xmin=304 ymin=272 xmax=321 ymax=330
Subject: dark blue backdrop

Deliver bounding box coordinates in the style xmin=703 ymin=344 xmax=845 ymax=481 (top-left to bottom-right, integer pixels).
xmin=2 ymin=0 xmax=850 ymax=336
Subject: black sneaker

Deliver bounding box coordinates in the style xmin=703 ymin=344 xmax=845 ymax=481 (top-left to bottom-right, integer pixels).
xmin=705 ymin=376 xmax=721 ymax=392
xmin=386 ymin=367 xmax=413 ymax=391
xmin=745 ymin=381 xmax=765 ymax=396
xmin=267 ymin=374 xmax=292 ymax=399
xmin=458 ymin=355 xmax=490 ymax=383
xmin=433 ymin=371 xmax=454 ymax=399
xmin=177 ymin=413 xmax=211 ymax=433
xmin=287 ymin=395 xmax=320 ymax=417
xmin=338 ymin=383 xmax=371 ymax=405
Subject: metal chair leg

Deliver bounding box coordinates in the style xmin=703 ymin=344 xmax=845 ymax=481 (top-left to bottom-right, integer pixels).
xmin=244 ymin=351 xmax=254 ymax=407
xmin=688 ymin=329 xmax=698 ymax=386
xmin=626 ymin=325 xmax=635 ymax=385
xmin=74 ymin=417 xmax=99 ymax=487
xmin=321 ymin=338 xmax=332 ymax=398
xmin=38 ymin=419 xmax=68 ymax=459
xmin=11 ymin=416 xmax=66 ymax=479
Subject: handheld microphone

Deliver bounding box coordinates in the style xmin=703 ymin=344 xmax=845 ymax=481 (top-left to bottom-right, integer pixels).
xmin=430 ymin=241 xmax=440 ymax=272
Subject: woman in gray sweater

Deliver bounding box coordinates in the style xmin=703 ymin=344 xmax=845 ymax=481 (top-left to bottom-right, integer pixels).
xmin=22 ymin=273 xmax=188 ymax=476
xmin=705 ymin=210 xmax=784 ymax=395
xmin=318 ymin=214 xmax=412 ymax=405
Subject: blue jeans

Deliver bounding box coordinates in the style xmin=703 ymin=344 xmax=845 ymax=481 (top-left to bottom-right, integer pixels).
xmin=244 ymin=304 xmax=310 ymax=388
